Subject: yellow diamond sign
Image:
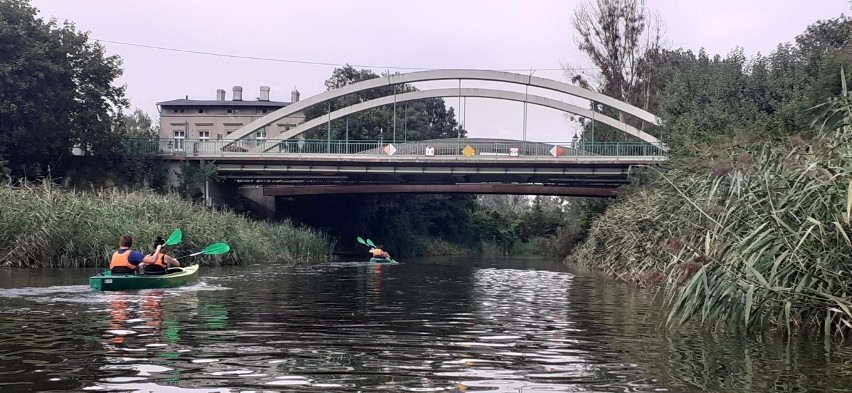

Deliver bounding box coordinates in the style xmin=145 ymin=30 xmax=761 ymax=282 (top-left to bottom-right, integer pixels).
xmin=462 ymin=145 xmax=475 ymax=158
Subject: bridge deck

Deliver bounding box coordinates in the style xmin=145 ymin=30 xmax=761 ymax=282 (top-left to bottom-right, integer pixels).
xmin=128 ymin=138 xmax=666 ymax=194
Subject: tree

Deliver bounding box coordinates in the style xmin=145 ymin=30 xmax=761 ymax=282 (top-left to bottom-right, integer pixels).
xmin=115 ymin=108 xmax=158 ymax=138
xmin=565 ymin=0 xmax=665 ymax=142
xmin=304 ymin=65 xmax=466 ymax=142
xmin=651 ymin=14 xmax=852 ymax=147
xmin=0 ymin=0 xmax=127 ymax=177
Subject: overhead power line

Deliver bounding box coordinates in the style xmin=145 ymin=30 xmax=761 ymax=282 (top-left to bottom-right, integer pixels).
xmin=93 ymin=38 xmax=598 ymax=73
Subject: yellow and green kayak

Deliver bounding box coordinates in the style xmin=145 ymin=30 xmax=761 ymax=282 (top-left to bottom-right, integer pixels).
xmin=89 ymin=265 xmax=199 ymax=291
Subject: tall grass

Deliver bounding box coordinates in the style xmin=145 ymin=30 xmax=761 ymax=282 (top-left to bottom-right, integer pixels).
xmin=0 ymin=182 xmax=335 ymax=267
xmin=567 ymin=75 xmax=852 ymax=335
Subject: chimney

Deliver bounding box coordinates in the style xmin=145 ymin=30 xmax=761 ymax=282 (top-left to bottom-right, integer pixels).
xmin=291 ymin=87 xmax=300 ymax=103
xmin=216 ymin=89 xmax=226 ymax=101
xmin=259 ymin=86 xmax=270 ymax=101
xmin=232 ymin=86 xmax=243 ymax=101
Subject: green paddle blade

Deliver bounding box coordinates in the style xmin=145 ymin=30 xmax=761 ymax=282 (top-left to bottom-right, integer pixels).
xmin=200 ymin=242 xmax=230 ymax=255
xmin=366 ymin=239 xmax=376 ymax=247
xmin=357 ymin=237 xmax=367 ymax=246
xmin=165 ymin=228 xmax=182 ymax=246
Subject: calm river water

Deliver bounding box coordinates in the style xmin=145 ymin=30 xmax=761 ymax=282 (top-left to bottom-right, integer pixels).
xmin=1 ymin=256 xmax=851 ymax=392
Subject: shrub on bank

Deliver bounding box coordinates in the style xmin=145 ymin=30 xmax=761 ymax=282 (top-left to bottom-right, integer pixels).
xmin=0 ymin=182 xmax=335 ymax=267
xmin=567 ymin=126 xmax=852 ymax=335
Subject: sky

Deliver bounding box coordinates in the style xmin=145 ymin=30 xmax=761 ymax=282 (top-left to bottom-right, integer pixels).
xmin=29 ymin=0 xmax=852 ymax=142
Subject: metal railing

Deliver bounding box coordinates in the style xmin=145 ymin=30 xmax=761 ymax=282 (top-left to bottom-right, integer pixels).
xmin=122 ymin=138 xmax=668 ymax=160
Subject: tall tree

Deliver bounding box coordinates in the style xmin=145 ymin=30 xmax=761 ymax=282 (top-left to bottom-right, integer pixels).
xmin=304 ymin=65 xmax=465 ymax=141
xmin=565 ymin=0 xmax=665 ymax=142
xmin=115 ymin=108 xmax=158 ymax=138
xmin=0 ymin=0 xmax=127 ymax=177
xmin=653 ymin=14 xmax=852 ymax=147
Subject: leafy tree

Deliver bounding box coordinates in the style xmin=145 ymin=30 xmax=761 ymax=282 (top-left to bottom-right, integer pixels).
xmin=175 ymin=161 xmax=218 ymax=202
xmin=304 ymin=65 xmax=466 ymax=141
xmin=652 ymin=14 xmax=852 ymax=149
xmin=0 ymin=0 xmax=127 ymax=177
xmin=115 ymin=108 xmax=158 ymax=138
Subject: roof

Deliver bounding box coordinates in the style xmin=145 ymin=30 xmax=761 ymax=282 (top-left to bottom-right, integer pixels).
xmin=156 ymin=99 xmax=291 ymax=107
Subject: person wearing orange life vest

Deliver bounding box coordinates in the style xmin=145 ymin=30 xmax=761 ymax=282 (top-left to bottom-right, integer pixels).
xmin=109 ymin=234 xmax=161 ymax=274
xmin=370 ymin=245 xmax=391 ymax=260
xmin=142 ymin=236 xmax=180 ymax=274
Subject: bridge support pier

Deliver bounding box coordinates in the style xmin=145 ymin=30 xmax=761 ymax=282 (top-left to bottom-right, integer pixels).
xmin=239 ymin=186 xmax=277 ymax=218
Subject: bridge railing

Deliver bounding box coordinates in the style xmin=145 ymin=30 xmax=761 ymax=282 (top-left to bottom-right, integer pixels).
xmin=122 ymin=138 xmax=667 ymax=159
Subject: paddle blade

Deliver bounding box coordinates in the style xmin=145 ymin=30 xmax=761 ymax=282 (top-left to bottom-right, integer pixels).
xmin=201 ymin=242 xmax=230 ymax=255
xmin=357 ymin=237 xmax=367 ymax=246
xmin=165 ymin=228 xmax=182 ymax=246
xmin=366 ymin=239 xmax=376 ymax=247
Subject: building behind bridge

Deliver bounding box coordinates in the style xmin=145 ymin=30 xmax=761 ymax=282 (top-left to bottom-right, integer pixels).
xmin=156 ymin=86 xmax=305 ymax=151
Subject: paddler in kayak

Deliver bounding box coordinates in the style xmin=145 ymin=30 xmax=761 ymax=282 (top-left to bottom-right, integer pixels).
xmin=142 ymin=236 xmax=181 ymax=274
xmin=370 ymin=245 xmax=391 ymax=260
xmin=109 ymin=234 xmax=162 ymax=274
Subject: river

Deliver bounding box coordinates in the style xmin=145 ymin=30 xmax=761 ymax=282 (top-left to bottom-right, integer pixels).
xmin=1 ymin=256 xmax=851 ymax=392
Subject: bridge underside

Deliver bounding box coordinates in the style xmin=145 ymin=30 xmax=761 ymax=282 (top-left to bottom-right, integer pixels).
xmin=262 ymin=184 xmax=616 ymax=197
xmin=171 ymin=155 xmax=638 ymax=197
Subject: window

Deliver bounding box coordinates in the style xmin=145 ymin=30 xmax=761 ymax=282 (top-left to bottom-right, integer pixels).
xmin=172 ymin=108 xmax=185 ymax=114
xmin=227 ymin=108 xmax=240 ymax=114
xmin=173 ymin=130 xmax=185 ymax=151
xmin=256 ymin=129 xmax=267 ymax=146
xmin=198 ymin=130 xmax=210 ymax=142
xmin=216 ymin=133 xmax=222 ymax=140
xmin=256 ymin=108 xmax=268 ymax=114
xmin=198 ymin=108 xmax=205 ymax=114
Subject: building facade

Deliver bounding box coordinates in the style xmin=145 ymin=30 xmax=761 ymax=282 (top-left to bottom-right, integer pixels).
xmin=157 ymin=86 xmax=304 ymax=151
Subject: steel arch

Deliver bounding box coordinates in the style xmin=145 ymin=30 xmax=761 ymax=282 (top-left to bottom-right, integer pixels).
xmin=226 ymin=69 xmax=660 ymax=145
xmin=252 ymin=87 xmax=663 ymax=152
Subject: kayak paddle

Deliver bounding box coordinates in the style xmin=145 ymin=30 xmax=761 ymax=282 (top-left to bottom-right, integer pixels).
xmin=357 ymin=237 xmax=381 ymax=250
xmin=165 ymin=228 xmax=182 ymax=246
xmin=175 ymin=243 xmax=231 ymax=259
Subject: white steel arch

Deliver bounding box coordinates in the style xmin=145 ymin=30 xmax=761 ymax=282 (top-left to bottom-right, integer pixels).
xmin=252 ymin=88 xmax=664 ymax=152
xmin=226 ymin=69 xmax=660 ymax=144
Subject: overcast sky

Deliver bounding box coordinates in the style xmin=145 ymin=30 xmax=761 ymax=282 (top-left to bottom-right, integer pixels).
xmin=30 ymin=0 xmax=851 ymax=141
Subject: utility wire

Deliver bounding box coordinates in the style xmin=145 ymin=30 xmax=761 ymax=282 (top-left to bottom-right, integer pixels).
xmin=93 ymin=38 xmax=598 ymax=72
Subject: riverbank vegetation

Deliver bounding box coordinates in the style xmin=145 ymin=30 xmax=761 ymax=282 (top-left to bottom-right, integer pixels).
xmin=569 ymin=120 xmax=852 ymax=334
xmin=559 ymin=1 xmax=852 ymax=335
xmin=0 ymin=181 xmax=335 ymax=268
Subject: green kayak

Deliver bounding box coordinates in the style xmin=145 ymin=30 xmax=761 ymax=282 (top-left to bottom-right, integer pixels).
xmin=89 ymin=265 xmax=199 ymax=291
xmin=369 ymin=257 xmax=399 ymax=264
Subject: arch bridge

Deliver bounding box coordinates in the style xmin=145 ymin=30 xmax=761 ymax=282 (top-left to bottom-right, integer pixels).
xmin=147 ymin=69 xmax=665 ymax=204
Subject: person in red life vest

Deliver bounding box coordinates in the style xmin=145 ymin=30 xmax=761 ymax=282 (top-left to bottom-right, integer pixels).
xmin=142 ymin=236 xmax=180 ymax=274
xmin=109 ymin=234 xmax=162 ymax=274
xmin=370 ymin=245 xmax=391 ymax=260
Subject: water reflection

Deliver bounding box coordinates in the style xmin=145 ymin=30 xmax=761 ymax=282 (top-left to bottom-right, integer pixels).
xmin=0 ymin=258 xmax=850 ymax=392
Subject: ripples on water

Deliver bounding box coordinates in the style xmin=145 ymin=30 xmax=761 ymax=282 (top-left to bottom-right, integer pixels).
xmin=1 ymin=259 xmax=852 ymax=392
